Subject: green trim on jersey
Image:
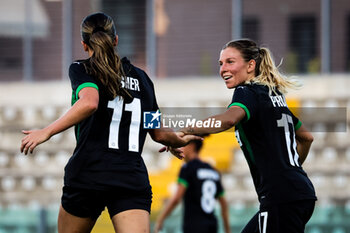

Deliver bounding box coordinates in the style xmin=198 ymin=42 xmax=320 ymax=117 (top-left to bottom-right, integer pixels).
xmin=70 ymin=82 xmax=98 ymax=142
xmin=217 ymin=190 xmax=225 ymax=198
xmin=236 ymin=123 xmax=255 ymax=165
xmin=76 ymin=82 xmax=99 ymax=100
xmin=228 ymin=102 xmax=251 ymax=121
xmin=178 ymin=178 xmax=188 ymax=188
xmin=295 ymin=120 xmax=302 ymax=130
xmin=71 ymin=82 xmax=99 ymax=106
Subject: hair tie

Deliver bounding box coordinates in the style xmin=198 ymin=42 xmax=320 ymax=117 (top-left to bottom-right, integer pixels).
xmin=92 ymin=26 xmax=105 ymax=34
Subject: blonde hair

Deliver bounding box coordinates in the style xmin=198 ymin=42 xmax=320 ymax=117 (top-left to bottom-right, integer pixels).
xmin=223 ymin=39 xmax=300 ymax=94
xmin=81 ymin=12 xmax=130 ymax=99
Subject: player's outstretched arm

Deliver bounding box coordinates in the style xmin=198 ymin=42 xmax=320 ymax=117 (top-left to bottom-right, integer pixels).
xmin=295 ymin=124 xmax=314 ymax=165
xmin=218 ymin=195 xmax=231 ymax=233
xmin=181 ymin=106 xmax=245 ymax=136
xmin=154 ymin=184 xmax=186 ymax=233
xmin=20 ymin=87 xmax=99 ymax=155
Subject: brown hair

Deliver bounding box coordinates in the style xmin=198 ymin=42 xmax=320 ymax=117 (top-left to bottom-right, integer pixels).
xmin=223 ymin=39 xmax=300 ymax=94
xmin=81 ymin=12 xmax=129 ymax=99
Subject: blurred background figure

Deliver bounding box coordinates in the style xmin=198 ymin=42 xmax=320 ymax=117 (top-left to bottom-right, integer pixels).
xmin=0 ymin=0 xmax=350 ymax=232
xmin=154 ymin=139 xmax=231 ymax=233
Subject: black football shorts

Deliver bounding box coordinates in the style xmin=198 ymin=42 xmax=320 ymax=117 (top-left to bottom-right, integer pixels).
xmin=242 ymin=199 xmax=315 ymax=233
xmin=61 ymin=185 xmax=152 ymax=220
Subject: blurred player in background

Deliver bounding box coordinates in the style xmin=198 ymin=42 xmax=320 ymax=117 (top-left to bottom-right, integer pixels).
xmin=20 ymin=12 xmax=200 ymax=233
xmin=154 ymin=139 xmax=231 ymax=233
xmin=177 ymin=39 xmax=317 ymax=233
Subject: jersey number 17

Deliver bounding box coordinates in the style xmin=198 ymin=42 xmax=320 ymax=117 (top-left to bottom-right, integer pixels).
xmin=277 ymin=113 xmax=300 ymax=167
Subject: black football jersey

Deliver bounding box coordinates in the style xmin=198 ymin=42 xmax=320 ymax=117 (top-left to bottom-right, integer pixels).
xmin=65 ymin=57 xmax=158 ymax=191
xmin=229 ymin=83 xmax=316 ymax=206
xmin=178 ymin=159 xmax=224 ymax=232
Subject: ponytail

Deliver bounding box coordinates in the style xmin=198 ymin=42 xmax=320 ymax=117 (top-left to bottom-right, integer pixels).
xmin=81 ymin=13 xmax=130 ymax=99
xmin=252 ymin=47 xmax=300 ymax=94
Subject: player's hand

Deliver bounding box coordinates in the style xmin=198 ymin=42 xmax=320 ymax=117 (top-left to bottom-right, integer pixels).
xmin=176 ymin=131 xmax=203 ymax=145
xmin=159 ymin=146 xmax=185 ymax=160
xmin=20 ymin=128 xmax=51 ymax=155
xmin=158 ymin=132 xmax=202 ymax=159
xmin=180 ymin=134 xmax=203 ymax=144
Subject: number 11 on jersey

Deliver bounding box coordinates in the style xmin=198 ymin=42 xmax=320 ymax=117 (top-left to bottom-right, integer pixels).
xmin=108 ymin=97 xmax=141 ymax=152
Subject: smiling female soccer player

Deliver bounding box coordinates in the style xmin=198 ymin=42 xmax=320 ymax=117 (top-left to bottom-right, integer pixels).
xmin=178 ymin=39 xmax=317 ymax=233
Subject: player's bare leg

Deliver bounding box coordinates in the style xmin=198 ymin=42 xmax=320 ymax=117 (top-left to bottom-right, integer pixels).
xmin=57 ymin=205 xmax=96 ymax=233
xmin=111 ymin=209 xmax=150 ymax=233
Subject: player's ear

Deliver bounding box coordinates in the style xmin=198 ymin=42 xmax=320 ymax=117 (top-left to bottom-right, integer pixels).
xmin=247 ymin=59 xmax=256 ymax=73
xmin=81 ymin=41 xmax=89 ymax=51
xmin=113 ymin=35 xmax=119 ymax=46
